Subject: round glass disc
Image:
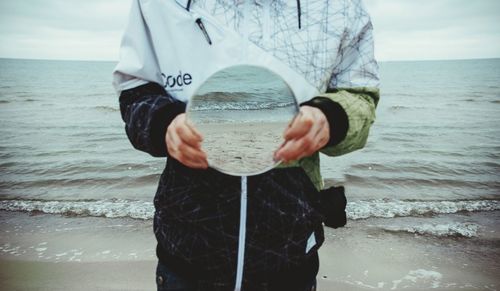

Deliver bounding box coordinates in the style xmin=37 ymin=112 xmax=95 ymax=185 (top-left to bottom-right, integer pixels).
xmin=186 ymin=65 xmax=298 ymax=176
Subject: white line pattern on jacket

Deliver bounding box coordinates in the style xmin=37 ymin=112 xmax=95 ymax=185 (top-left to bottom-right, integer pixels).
xmin=192 ymin=0 xmax=379 ymax=92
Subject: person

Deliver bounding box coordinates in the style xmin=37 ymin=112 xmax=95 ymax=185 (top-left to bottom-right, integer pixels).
xmin=114 ymin=0 xmax=379 ymax=290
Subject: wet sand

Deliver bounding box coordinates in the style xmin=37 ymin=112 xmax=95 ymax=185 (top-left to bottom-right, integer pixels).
xmin=0 ymin=211 xmax=158 ymax=291
xmin=1 ymin=210 xmax=499 ymax=290
xmin=0 ymin=259 xmax=156 ymax=291
xmin=318 ymin=216 xmax=500 ymax=290
xmin=196 ymin=121 xmax=288 ymax=175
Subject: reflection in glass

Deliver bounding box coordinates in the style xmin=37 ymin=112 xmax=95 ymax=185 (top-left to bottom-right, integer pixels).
xmin=187 ymin=65 xmax=298 ymax=176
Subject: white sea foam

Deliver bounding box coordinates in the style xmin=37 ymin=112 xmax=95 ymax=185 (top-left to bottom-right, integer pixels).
xmin=381 ymin=222 xmax=480 ymax=237
xmin=391 ymin=269 xmax=443 ymax=289
xmin=347 ymin=199 xmax=500 ymax=220
xmin=0 ymin=198 xmax=499 ymax=221
xmin=0 ymin=199 xmax=154 ymax=220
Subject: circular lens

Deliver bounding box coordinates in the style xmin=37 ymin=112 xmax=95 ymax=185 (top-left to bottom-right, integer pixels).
xmin=186 ymin=65 xmax=298 ymax=176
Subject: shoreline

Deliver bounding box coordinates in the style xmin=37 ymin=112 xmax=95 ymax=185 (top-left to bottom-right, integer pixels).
xmin=1 ymin=210 xmax=499 ymax=290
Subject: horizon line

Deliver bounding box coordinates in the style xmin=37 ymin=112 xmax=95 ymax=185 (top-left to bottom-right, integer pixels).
xmin=1 ymin=56 xmax=499 ymax=63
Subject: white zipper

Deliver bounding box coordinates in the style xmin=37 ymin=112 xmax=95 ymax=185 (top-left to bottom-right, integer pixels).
xmin=195 ymin=18 xmax=212 ymax=45
xmin=235 ymin=2 xmax=253 ymax=289
xmin=234 ymin=2 xmax=250 ymax=283
xmin=191 ymin=9 xmax=226 ymax=46
xmin=234 ymin=176 xmax=248 ymax=291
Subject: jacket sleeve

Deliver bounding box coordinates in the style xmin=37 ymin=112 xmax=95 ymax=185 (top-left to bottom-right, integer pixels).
xmin=112 ymin=0 xmax=164 ymax=93
xmin=114 ymin=0 xmax=186 ymax=157
xmin=318 ymin=88 xmax=379 ymax=157
xmin=119 ymin=83 xmax=186 ymax=157
xmin=308 ymin=0 xmax=380 ymax=157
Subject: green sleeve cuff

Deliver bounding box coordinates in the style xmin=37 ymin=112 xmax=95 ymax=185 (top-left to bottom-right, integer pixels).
xmin=318 ymin=87 xmax=379 ymax=157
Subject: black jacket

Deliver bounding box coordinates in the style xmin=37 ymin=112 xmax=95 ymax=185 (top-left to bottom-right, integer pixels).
xmin=119 ymin=82 xmax=347 ymax=290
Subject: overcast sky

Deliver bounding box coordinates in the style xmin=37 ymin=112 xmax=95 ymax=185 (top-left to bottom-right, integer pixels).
xmin=0 ymin=0 xmax=499 ymax=61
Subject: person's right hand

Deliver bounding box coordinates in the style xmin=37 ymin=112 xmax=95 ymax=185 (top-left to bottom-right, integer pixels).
xmin=166 ymin=113 xmax=208 ymax=169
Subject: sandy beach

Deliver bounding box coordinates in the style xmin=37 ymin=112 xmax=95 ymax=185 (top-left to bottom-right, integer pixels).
xmin=196 ymin=121 xmax=288 ymax=175
xmin=0 ymin=260 xmax=156 ymax=291
xmin=1 ymin=210 xmax=498 ymax=291
xmin=0 ymin=211 xmax=158 ymax=291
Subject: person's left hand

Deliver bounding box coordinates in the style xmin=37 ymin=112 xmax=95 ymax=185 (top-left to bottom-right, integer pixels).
xmin=274 ymin=106 xmax=330 ymax=163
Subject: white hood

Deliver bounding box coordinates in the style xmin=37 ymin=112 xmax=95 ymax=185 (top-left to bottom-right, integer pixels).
xmin=113 ymin=0 xmax=324 ymax=104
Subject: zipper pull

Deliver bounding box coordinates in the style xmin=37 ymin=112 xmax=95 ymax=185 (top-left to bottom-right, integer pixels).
xmin=195 ymin=18 xmax=212 ymax=45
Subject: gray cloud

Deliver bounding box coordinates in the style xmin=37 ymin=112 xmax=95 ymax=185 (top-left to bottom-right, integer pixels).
xmin=0 ymin=1 xmax=126 ymax=31
xmin=0 ymin=0 xmax=499 ymax=61
xmin=0 ymin=0 xmax=130 ymax=60
xmin=365 ymin=0 xmax=500 ymax=60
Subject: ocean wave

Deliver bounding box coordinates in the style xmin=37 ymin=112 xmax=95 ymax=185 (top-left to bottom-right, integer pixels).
xmin=345 ymin=175 xmax=498 ymax=189
xmin=347 ymin=199 xmax=500 ymax=220
xmin=190 ymin=101 xmax=295 ymax=111
xmin=380 ymin=222 xmax=480 ymax=237
xmin=1 ymin=198 xmax=499 ymax=221
xmin=0 ymin=199 xmax=153 ymax=220
xmin=193 ymin=91 xmax=255 ymax=101
xmin=94 ymin=105 xmax=119 ymax=112
xmin=388 ymin=105 xmax=412 ymax=111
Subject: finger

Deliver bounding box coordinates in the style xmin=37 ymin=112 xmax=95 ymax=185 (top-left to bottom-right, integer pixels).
xmin=178 ymin=149 xmax=209 ymax=169
xmin=274 ymin=140 xmax=295 ymax=162
xmin=275 ymin=134 xmax=315 ymax=162
xmin=286 ymin=111 xmax=301 ymax=129
xmin=166 ymin=128 xmax=181 ymax=158
xmin=293 ymin=106 xmax=328 ymax=148
xmin=183 ymin=159 xmax=209 ymax=169
xmin=167 ymin=126 xmax=206 ymax=161
xmin=178 ymin=143 xmax=207 ymax=162
xmin=277 ymin=114 xmax=314 ymax=161
xmin=185 ymin=117 xmax=203 ymax=141
xmin=175 ymin=122 xmax=203 ymax=148
xmin=169 ymin=132 xmax=208 ymax=168
xmin=310 ymin=115 xmax=330 ymax=149
xmin=176 ymin=148 xmax=208 ymax=169
xmin=282 ymin=111 xmax=301 ymax=138
xmin=276 ymin=107 xmax=332 ymax=161
xmin=273 ymin=140 xmax=287 ymax=161
xmin=276 ymin=140 xmax=308 ymax=162
xmin=284 ymin=111 xmax=314 ymax=140
xmin=186 ymin=122 xmax=203 ymax=141
xmin=175 ymin=129 xmax=208 ymax=165
xmin=168 ymin=116 xmax=209 ymax=168
xmin=312 ymin=123 xmax=329 ymax=149
xmin=184 ymin=117 xmax=204 ymax=141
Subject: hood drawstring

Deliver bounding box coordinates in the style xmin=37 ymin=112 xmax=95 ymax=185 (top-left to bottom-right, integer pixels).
xmin=296 ymin=0 xmax=301 ymax=29
xmin=186 ymin=0 xmax=192 ymax=11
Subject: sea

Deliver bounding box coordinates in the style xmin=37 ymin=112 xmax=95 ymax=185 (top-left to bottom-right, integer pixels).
xmin=189 ymin=64 xmax=297 ymax=124
xmin=0 ymin=58 xmax=499 ymax=238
